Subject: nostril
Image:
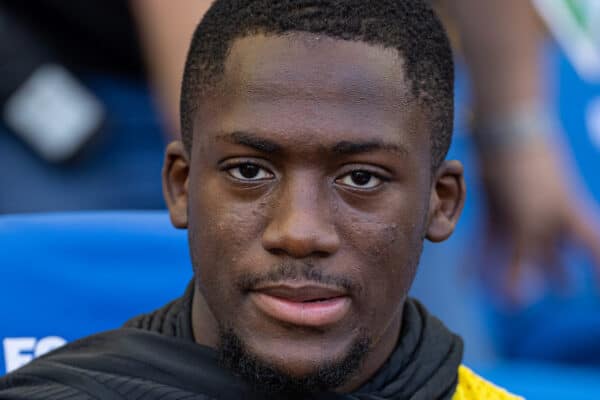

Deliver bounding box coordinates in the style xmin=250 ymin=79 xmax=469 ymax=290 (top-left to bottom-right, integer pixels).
xmin=267 ymin=248 xmax=287 ymax=256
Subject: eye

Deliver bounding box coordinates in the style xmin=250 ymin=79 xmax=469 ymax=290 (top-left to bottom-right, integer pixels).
xmin=337 ymin=170 xmax=383 ymax=189
xmin=227 ymin=163 xmax=274 ymax=181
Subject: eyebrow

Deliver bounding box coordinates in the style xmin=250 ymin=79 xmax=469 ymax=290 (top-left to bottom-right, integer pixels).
xmin=217 ymin=131 xmax=283 ymax=154
xmin=331 ymin=140 xmax=408 ymax=156
xmin=217 ymin=132 xmax=408 ymax=157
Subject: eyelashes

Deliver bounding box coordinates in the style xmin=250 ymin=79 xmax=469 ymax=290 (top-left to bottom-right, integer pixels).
xmin=223 ymin=161 xmax=389 ymax=190
xmin=226 ymin=163 xmax=274 ymax=181
xmin=336 ymin=170 xmax=384 ymax=189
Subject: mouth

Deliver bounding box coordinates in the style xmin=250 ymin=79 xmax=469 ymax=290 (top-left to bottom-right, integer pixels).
xmin=249 ymin=283 xmax=351 ymax=327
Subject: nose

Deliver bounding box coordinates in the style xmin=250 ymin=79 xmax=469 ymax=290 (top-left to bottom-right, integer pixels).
xmin=261 ymin=175 xmax=340 ymax=258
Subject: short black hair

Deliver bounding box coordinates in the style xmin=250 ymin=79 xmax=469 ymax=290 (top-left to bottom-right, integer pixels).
xmin=181 ymin=0 xmax=454 ymax=169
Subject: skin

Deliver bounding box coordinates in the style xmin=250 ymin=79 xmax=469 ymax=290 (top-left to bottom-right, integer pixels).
xmin=163 ymin=33 xmax=465 ymax=392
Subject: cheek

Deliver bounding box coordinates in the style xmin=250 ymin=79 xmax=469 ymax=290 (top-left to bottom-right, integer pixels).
xmin=336 ymin=194 xmax=428 ymax=307
xmin=187 ymin=174 xmax=269 ymax=286
xmin=348 ymin=220 xmax=421 ymax=292
xmin=340 ymin=191 xmax=427 ymax=260
xmin=342 ymin=217 xmax=424 ymax=340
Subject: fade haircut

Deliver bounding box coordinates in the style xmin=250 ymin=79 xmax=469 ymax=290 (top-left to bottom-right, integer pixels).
xmin=181 ymin=0 xmax=454 ymax=169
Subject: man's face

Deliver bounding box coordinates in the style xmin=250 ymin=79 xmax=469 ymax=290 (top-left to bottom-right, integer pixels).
xmin=164 ymin=33 xmax=464 ymax=391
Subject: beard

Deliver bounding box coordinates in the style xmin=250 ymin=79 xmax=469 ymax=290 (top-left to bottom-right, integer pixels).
xmin=217 ymin=326 xmax=371 ymax=396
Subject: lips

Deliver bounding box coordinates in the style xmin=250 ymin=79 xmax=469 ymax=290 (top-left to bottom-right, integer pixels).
xmin=249 ymin=284 xmax=351 ymax=327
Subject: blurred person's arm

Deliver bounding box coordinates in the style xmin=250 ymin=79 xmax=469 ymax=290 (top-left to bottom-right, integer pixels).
xmin=448 ymin=0 xmax=600 ymax=302
xmin=130 ymin=0 xmax=212 ymax=139
xmin=449 ymin=0 xmax=541 ymax=116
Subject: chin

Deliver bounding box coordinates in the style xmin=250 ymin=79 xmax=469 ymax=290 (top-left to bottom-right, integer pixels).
xmin=218 ymin=327 xmax=371 ymax=394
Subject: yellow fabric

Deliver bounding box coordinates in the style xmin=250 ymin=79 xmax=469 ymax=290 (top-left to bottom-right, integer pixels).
xmin=452 ymin=365 xmax=524 ymax=400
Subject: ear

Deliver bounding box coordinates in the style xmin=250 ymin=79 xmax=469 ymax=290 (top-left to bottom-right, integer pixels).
xmin=425 ymin=160 xmax=466 ymax=242
xmin=162 ymin=140 xmax=190 ymax=229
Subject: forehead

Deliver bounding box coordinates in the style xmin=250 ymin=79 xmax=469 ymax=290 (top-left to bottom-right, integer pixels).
xmin=224 ymin=32 xmax=410 ymax=104
xmin=194 ymin=32 xmax=426 ymax=153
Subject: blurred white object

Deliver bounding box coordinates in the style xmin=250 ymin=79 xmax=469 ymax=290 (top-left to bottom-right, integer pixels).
xmin=3 ymin=64 xmax=104 ymax=162
xmin=533 ymin=0 xmax=600 ymax=82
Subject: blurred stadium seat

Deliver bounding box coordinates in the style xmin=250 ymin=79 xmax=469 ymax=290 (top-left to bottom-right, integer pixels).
xmin=0 ymin=211 xmax=191 ymax=374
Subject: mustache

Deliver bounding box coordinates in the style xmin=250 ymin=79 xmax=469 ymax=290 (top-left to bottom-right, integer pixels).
xmin=235 ymin=261 xmax=362 ymax=295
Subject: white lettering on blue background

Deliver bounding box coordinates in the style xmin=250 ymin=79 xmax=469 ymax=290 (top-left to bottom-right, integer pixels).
xmin=3 ymin=336 xmax=67 ymax=373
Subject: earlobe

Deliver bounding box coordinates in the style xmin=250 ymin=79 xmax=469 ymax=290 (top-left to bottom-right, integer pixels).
xmin=425 ymin=160 xmax=466 ymax=242
xmin=162 ymin=141 xmax=190 ymax=229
